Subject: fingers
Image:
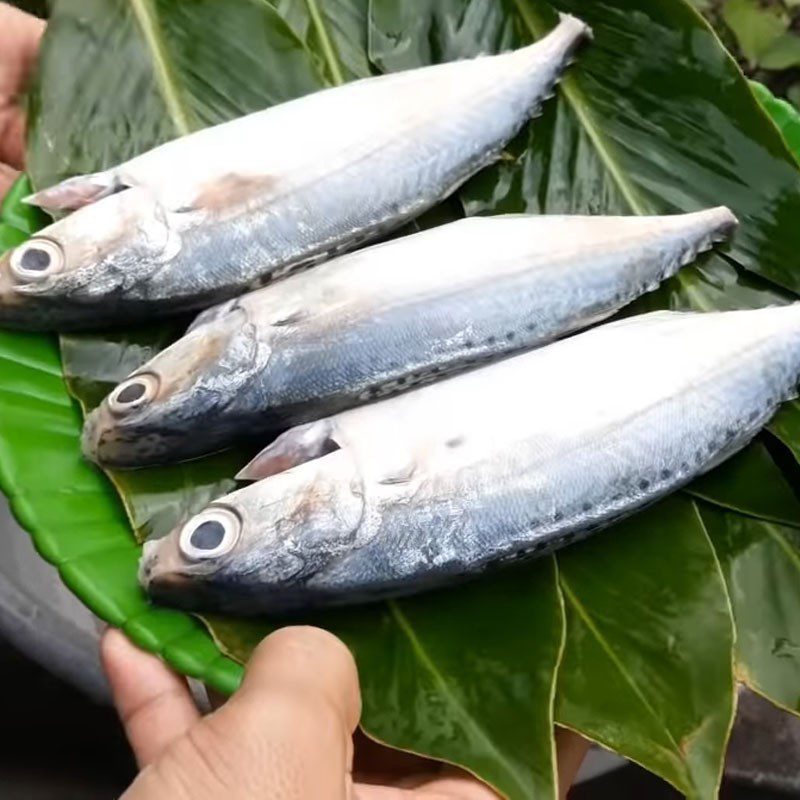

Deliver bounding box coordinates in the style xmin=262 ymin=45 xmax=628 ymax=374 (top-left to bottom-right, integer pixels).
xmin=240 ymin=625 xmax=361 ymax=733
xmin=198 ymin=626 xmax=361 ymax=799
xmin=101 ymin=628 xmax=201 ymax=768
xmin=0 ymin=3 xmax=45 ymax=168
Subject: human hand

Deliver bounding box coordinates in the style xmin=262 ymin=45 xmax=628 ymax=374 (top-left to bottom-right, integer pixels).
xmin=103 ymin=626 xmax=589 ymax=799
xmin=0 ymin=3 xmax=44 ymax=198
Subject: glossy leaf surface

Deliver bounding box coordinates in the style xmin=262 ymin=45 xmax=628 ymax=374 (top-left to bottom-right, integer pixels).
xmin=1 ymin=0 xmax=798 ymax=797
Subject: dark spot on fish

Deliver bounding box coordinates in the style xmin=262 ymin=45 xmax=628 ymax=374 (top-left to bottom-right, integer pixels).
xmin=747 ymin=410 xmax=759 ymax=422
xmin=660 ymin=469 xmax=672 ymax=480
xmin=554 ymin=511 xmax=564 ymax=522
xmin=486 ymin=336 xmax=497 ymax=346
xmin=465 ymin=340 xmax=474 ymax=349
xmin=526 ymin=322 xmax=537 ymax=332
xmin=506 ymin=331 xmax=515 ymax=341
xmin=638 ymin=479 xmax=650 ymax=491
xmin=581 ymin=502 xmax=592 ymax=512
xmin=725 ymin=428 xmax=736 ymax=441
xmin=446 ymin=436 xmax=464 ymax=448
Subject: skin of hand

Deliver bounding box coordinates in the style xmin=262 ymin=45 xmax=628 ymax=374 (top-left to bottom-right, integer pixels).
xmin=103 ymin=626 xmax=590 ymax=800
xmin=0 ymin=2 xmax=44 ymax=198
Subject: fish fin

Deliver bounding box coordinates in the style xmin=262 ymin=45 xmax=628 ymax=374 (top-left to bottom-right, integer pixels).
xmin=378 ymin=464 xmax=416 ymax=485
xmin=272 ymin=309 xmax=308 ymax=327
xmin=236 ymin=420 xmax=339 ymax=481
xmin=186 ymin=298 xmax=242 ymax=333
xmin=24 ymin=170 xmax=123 ymax=211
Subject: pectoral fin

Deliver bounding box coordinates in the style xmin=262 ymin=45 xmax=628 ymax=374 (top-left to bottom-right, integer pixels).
xmin=237 ymin=420 xmax=340 ymax=481
xmin=24 ymin=170 xmax=124 ymax=211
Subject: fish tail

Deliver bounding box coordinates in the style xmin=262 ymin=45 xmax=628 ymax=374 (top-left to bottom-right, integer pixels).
xmin=655 ymin=206 xmax=738 ymax=280
xmin=529 ymin=13 xmax=593 ymax=67
xmin=506 ymin=14 xmax=592 ymax=111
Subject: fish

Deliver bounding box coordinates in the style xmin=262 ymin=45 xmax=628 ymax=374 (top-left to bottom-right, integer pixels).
xmin=81 ymin=207 xmax=737 ymax=469
xmin=138 ymin=304 xmax=800 ymax=614
xmin=0 ymin=15 xmax=591 ymax=331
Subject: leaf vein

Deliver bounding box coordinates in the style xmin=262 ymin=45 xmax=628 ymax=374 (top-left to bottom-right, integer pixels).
xmin=128 ymin=0 xmax=194 ymax=136
xmin=558 ymin=576 xmax=689 ymax=781
xmin=509 ymin=0 xmax=647 ymax=215
xmin=387 ymin=600 xmax=532 ymax=797
xmin=304 ymin=0 xmax=345 ymax=85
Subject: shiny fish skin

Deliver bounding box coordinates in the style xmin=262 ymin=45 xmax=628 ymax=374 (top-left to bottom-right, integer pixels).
xmin=0 ymin=16 xmax=591 ymax=331
xmin=139 ymin=305 xmax=800 ymax=615
xmin=82 ymin=207 xmax=737 ymax=469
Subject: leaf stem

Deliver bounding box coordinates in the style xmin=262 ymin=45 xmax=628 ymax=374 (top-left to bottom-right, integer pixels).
xmin=128 ymin=0 xmax=193 ymax=135
xmin=304 ymin=0 xmax=345 ymax=85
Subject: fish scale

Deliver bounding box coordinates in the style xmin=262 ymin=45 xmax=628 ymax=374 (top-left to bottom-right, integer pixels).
xmin=138 ymin=305 xmax=800 ymax=615
xmin=83 ymin=207 xmax=737 ymax=468
xmin=0 ymin=15 xmax=591 ymax=330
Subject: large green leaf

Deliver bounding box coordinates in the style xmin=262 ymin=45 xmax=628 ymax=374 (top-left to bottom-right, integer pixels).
xmin=4 ymin=0 xmax=800 ymax=797
xmin=0 ymin=178 xmax=244 ymax=695
xmin=269 ymin=0 xmax=372 ymax=82
xmin=206 ymin=560 xmax=565 ymax=800
xmin=27 ymin=0 xmax=326 ymax=188
xmin=699 ymin=504 xmax=800 ymax=715
xmin=688 ymin=440 xmax=800 ymax=527
xmin=555 ymin=496 xmax=735 ymax=799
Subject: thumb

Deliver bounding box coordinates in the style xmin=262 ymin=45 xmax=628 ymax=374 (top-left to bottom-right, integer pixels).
xmin=127 ymin=626 xmax=361 ymax=800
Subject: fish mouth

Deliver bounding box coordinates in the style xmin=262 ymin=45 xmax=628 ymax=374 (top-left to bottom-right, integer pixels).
xmin=139 ymin=537 xmax=197 ymax=605
xmin=81 ymin=403 xmax=175 ymax=469
xmin=0 ymin=250 xmax=44 ymax=328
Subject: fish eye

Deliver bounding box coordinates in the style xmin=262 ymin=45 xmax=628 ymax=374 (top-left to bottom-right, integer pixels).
xmin=108 ymin=373 xmax=160 ymax=416
xmin=9 ymin=239 xmax=65 ymax=282
xmin=179 ymin=507 xmax=241 ymax=561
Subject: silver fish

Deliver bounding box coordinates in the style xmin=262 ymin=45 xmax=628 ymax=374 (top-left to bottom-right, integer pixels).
xmin=139 ymin=305 xmax=800 ymax=614
xmin=0 ymin=15 xmax=591 ymax=331
xmin=82 ymin=207 xmax=737 ymax=468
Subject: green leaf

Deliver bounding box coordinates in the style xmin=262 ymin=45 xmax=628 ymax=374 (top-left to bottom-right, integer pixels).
xmin=768 ymin=400 xmax=800 ymax=465
xmin=0 ymin=177 xmax=244 ymax=696
xmin=759 ymin=31 xmax=800 ymax=70
xmin=555 ymin=496 xmax=735 ymax=799
xmin=27 ymin=0 xmax=326 ymax=189
xmin=751 ymin=80 xmax=800 ymax=166
xmin=445 ymin=0 xmax=800 ymax=297
xmin=699 ymin=504 xmax=800 ymax=715
xmin=688 ymin=440 xmax=800 ymax=527
xmin=269 ymin=0 xmax=372 ymax=82
xmin=789 ymin=83 xmax=800 ymax=110
xmin=12 ymin=0 xmax=800 ymax=797
xmin=206 ymin=560 xmax=565 ymax=800
xmin=721 ymin=0 xmax=788 ymax=66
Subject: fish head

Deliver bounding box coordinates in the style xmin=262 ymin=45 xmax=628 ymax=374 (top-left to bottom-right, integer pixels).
xmin=139 ymin=450 xmax=365 ymax=613
xmin=0 ymin=187 xmax=180 ymax=329
xmin=82 ymin=305 xmax=270 ymax=467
